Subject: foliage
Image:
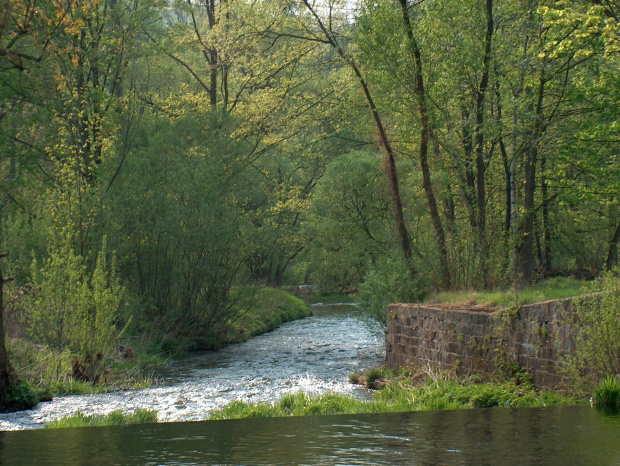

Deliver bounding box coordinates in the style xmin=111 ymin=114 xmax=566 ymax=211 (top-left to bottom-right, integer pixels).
xmin=25 ymin=235 xmax=125 ymax=383
xmin=44 ymin=409 xmax=157 ymax=429
xmin=593 ymin=375 xmax=620 ymax=413
xmin=562 ymin=274 xmax=620 ymax=391
xmin=0 ymin=379 xmax=38 ymax=413
xmin=357 ymin=254 xmax=427 ymax=323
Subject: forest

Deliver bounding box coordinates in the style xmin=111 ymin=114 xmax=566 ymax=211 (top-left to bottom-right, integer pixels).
xmin=0 ymin=0 xmax=618 ymax=402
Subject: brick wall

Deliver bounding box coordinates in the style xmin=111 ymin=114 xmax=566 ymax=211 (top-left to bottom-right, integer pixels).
xmin=385 ymin=298 xmax=577 ymax=389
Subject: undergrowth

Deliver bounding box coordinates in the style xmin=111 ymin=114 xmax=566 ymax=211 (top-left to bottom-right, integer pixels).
xmin=209 ymin=374 xmax=580 ymax=421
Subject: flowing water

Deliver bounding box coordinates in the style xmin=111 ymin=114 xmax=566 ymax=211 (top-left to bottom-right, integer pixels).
xmin=0 ymin=304 xmax=384 ymax=430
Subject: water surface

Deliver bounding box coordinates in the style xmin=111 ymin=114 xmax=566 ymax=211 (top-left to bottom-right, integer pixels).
xmin=1 ymin=406 xmax=618 ymax=464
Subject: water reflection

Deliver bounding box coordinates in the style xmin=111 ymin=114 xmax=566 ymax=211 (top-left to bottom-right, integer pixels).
xmin=1 ymin=406 xmax=619 ymax=464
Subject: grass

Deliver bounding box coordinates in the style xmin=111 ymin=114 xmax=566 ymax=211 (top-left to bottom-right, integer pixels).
xmin=593 ymin=375 xmax=620 ymax=413
xmin=213 ymin=288 xmax=313 ymax=347
xmin=44 ymin=409 xmax=157 ymax=429
xmin=7 ymin=337 xmax=158 ymax=400
xmin=209 ymin=374 xmax=581 ymax=421
xmin=426 ymin=277 xmax=589 ymax=308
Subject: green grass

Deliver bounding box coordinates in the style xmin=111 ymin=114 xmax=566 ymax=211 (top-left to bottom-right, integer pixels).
xmin=44 ymin=409 xmax=157 ymax=429
xmin=214 ymin=288 xmax=313 ymax=347
xmin=427 ymin=277 xmax=589 ymax=308
xmin=7 ymin=336 xmax=157 ymax=400
xmin=209 ymin=377 xmax=581 ymax=421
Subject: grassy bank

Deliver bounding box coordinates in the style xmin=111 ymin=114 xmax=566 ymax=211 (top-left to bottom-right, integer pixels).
xmin=209 ymin=374 xmax=581 ymax=421
xmin=44 ymin=409 xmax=157 ymax=429
xmin=426 ymin=277 xmax=589 ymax=308
xmin=210 ymin=287 xmax=312 ymax=348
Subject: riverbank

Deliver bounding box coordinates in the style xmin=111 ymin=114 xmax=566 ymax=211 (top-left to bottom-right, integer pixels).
xmin=3 ymin=287 xmax=311 ymax=409
xmin=207 ymin=368 xmax=583 ymax=421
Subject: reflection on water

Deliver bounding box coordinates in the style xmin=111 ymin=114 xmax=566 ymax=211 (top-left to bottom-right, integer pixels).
xmin=0 ymin=305 xmax=384 ymax=430
xmin=1 ymin=406 xmax=619 ymax=464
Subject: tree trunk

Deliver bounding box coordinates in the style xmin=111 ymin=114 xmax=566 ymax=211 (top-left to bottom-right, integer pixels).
xmin=398 ymin=0 xmax=450 ymax=288
xmin=473 ymin=0 xmax=494 ymax=284
xmin=517 ymin=76 xmax=545 ymax=286
xmin=302 ymin=0 xmax=417 ymax=277
xmin=0 ymin=253 xmax=14 ymax=398
xmin=606 ymin=219 xmax=620 ymax=271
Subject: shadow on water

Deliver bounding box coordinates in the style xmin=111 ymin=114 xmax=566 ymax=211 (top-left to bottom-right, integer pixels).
xmin=1 ymin=406 xmax=620 ymax=464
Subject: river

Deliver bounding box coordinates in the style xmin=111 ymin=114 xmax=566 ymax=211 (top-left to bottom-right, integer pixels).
xmin=0 ymin=304 xmax=384 ymax=430
xmin=2 ymin=305 xmax=620 ymax=464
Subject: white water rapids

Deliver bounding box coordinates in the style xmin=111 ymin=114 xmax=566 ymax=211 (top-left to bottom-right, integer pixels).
xmin=0 ymin=305 xmax=384 ymax=430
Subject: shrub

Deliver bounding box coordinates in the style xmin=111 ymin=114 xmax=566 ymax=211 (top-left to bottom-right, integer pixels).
xmin=593 ymin=375 xmax=620 ymax=412
xmin=0 ymin=379 xmax=38 ymax=412
xmin=562 ymin=274 xmax=620 ymax=392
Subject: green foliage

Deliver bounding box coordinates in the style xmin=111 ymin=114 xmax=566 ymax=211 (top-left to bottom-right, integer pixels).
xmin=303 ymin=150 xmax=392 ymax=291
xmin=44 ymin=409 xmax=157 ymax=429
xmin=593 ymin=375 xmax=620 ymax=413
xmin=358 ymin=254 xmax=427 ymax=323
xmin=0 ymin=380 xmax=39 ymax=413
xmin=25 ymin=235 xmax=124 ymax=383
xmin=563 ymin=274 xmax=620 ymax=390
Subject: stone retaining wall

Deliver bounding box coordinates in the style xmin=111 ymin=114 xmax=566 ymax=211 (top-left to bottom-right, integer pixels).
xmin=385 ymin=298 xmax=578 ymax=389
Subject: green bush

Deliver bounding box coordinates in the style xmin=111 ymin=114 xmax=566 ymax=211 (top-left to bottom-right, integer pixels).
xmin=0 ymin=379 xmax=39 ymax=413
xmin=358 ymin=254 xmax=427 ymax=323
xmin=593 ymin=375 xmax=620 ymax=412
xmin=562 ymin=274 xmax=620 ymax=392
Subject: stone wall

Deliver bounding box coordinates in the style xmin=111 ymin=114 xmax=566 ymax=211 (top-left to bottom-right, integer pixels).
xmin=385 ymin=298 xmax=578 ymax=389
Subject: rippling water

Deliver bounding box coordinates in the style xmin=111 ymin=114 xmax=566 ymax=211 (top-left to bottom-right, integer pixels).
xmin=2 ymin=406 xmax=620 ymax=464
xmin=0 ymin=305 xmax=384 ymax=430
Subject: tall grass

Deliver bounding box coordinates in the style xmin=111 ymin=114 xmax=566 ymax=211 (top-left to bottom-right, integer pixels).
xmin=209 ymin=378 xmax=580 ymax=421
xmin=427 ymin=277 xmax=588 ymax=308
xmin=44 ymin=409 xmax=157 ymax=429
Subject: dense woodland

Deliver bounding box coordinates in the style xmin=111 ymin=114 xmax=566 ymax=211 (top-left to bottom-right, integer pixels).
xmin=0 ymin=0 xmax=619 ymax=396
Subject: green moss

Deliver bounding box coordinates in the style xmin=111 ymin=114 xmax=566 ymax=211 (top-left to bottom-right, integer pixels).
xmin=44 ymin=409 xmax=157 ymax=429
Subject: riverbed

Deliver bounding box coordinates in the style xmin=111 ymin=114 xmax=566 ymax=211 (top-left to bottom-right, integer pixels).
xmin=0 ymin=304 xmax=384 ymax=430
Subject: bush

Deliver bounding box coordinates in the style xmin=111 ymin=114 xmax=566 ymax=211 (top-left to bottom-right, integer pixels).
xmin=358 ymin=255 xmax=426 ymax=323
xmin=562 ymin=274 xmax=620 ymax=392
xmin=593 ymin=375 xmax=620 ymax=412
xmin=0 ymin=379 xmax=38 ymax=413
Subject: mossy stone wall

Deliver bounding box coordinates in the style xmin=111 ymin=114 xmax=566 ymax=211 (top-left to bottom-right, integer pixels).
xmin=385 ymin=298 xmax=576 ymax=389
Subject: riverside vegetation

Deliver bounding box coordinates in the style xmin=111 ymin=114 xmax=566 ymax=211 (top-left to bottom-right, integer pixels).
xmin=2 ymin=0 xmax=620 ymax=411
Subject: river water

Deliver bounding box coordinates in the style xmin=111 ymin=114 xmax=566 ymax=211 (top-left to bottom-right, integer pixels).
xmin=0 ymin=304 xmax=384 ymax=430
